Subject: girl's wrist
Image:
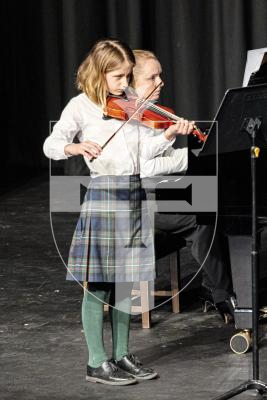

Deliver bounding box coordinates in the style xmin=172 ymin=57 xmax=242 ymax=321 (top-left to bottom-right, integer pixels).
xmin=64 ymin=144 xmax=74 ymax=156
xmin=164 ymin=131 xmax=175 ymax=141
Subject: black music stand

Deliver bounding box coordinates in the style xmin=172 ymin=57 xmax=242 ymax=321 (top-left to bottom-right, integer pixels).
xmin=199 ymin=84 xmax=267 ymax=399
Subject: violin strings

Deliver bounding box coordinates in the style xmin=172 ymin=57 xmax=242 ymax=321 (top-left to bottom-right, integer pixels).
xmin=138 ymin=90 xmax=204 ymax=139
xmin=147 ymin=101 xmax=203 ymax=136
xmin=147 ymin=102 xmax=179 ymax=121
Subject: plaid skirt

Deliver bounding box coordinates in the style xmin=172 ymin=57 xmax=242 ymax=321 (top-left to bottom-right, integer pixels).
xmin=67 ymin=175 xmax=155 ymax=282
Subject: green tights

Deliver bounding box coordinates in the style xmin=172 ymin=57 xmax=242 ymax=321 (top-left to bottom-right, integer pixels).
xmin=81 ymin=282 xmax=132 ymax=368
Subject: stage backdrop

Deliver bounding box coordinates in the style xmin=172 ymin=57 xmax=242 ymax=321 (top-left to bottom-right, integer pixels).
xmin=4 ymin=0 xmax=267 ymax=174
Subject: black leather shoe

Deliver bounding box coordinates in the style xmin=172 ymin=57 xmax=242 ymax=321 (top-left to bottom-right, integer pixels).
xmin=199 ymin=287 xmax=236 ymax=324
xmin=216 ymin=297 xmax=236 ymax=324
xmin=199 ymin=287 xmax=216 ymax=313
xmin=86 ymin=360 xmax=137 ymax=385
xmin=115 ymin=354 xmax=158 ymax=381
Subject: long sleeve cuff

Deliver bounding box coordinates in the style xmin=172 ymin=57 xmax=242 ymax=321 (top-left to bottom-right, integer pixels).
xmin=43 ymin=137 xmax=69 ymax=160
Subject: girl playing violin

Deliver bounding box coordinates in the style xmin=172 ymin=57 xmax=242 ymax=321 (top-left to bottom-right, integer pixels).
xmin=43 ymin=39 xmax=194 ymax=386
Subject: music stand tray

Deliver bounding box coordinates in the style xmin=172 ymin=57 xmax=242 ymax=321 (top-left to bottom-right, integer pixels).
xmin=200 ymin=83 xmax=267 ymax=157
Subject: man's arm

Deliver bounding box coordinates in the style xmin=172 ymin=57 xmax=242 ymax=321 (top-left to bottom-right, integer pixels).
xmin=140 ymin=147 xmax=188 ymax=178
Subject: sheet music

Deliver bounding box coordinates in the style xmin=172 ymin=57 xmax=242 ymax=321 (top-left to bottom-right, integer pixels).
xmin=243 ymin=47 xmax=267 ymax=86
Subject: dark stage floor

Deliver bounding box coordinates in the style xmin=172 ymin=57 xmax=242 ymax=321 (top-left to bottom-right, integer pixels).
xmin=1 ymin=176 xmax=267 ymax=400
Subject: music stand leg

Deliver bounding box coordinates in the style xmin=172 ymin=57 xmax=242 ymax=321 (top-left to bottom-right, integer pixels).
xmin=213 ymin=380 xmax=267 ymax=400
xmin=212 ymin=118 xmax=267 ymax=399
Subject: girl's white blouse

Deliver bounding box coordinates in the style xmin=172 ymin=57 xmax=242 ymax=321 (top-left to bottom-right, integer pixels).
xmin=43 ymin=93 xmax=175 ymax=177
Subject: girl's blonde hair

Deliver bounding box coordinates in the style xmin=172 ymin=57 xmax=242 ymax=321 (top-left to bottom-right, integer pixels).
xmin=76 ymin=39 xmax=135 ymax=107
xmin=132 ymin=49 xmax=159 ymax=87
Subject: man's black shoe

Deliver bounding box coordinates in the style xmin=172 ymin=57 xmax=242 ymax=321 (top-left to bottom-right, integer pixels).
xmin=199 ymin=287 xmax=236 ymax=324
xmin=199 ymin=286 xmax=216 ymax=313
xmin=115 ymin=354 xmax=158 ymax=381
xmin=86 ymin=360 xmax=137 ymax=385
xmin=215 ymin=296 xmax=236 ymax=324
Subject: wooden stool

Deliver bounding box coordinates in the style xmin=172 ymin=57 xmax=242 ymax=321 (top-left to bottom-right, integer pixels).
xmin=131 ymin=250 xmax=181 ymax=328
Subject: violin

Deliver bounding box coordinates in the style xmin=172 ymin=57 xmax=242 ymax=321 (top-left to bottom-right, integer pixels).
xmin=104 ymin=96 xmax=207 ymax=143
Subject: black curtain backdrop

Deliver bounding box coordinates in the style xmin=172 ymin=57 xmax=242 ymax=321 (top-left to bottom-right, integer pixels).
xmin=4 ymin=0 xmax=267 ymax=176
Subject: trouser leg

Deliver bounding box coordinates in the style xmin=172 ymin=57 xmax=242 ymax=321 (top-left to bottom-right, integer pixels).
xmin=187 ymin=224 xmax=233 ymax=303
xmin=155 ymin=213 xmax=233 ymax=303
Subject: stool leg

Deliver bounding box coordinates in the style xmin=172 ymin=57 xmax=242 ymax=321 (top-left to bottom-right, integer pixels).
xmin=170 ymin=252 xmax=180 ymax=313
xmin=140 ymin=281 xmax=151 ymax=328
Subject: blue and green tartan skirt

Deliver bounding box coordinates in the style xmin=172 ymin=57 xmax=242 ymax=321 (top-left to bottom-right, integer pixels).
xmin=67 ymin=175 xmax=155 ymax=282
